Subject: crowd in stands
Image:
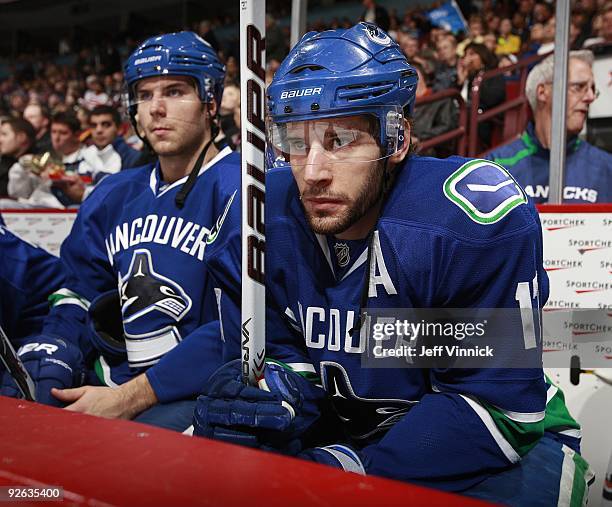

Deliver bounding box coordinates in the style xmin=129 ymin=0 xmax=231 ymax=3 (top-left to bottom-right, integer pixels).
xmin=0 ymin=0 xmax=611 ymax=207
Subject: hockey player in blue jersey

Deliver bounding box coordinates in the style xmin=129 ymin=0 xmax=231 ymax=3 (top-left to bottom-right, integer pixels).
xmin=0 ymin=219 xmax=65 ymax=344
xmin=194 ymin=23 xmax=593 ymax=504
xmin=0 ymin=219 xmax=82 ymax=400
xmin=0 ymin=32 xmax=241 ymax=431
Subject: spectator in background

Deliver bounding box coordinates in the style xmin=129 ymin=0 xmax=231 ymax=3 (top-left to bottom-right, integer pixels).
xmin=488 ymin=50 xmax=611 ymax=203
xmin=0 ymin=118 xmax=35 ymax=196
xmin=266 ymin=14 xmax=288 ymax=63
xmin=533 ymin=2 xmax=553 ymax=25
xmin=496 ymin=18 xmax=521 ymax=54
xmin=457 ymin=15 xmax=486 ymax=56
xmin=512 ymin=12 xmax=529 ymax=43
xmin=432 ymin=34 xmax=459 ymax=91
xmin=23 ymin=103 xmax=52 ymax=153
xmin=198 ymin=20 xmax=220 ymax=52
xmin=80 ymin=106 xmax=142 ymax=183
xmin=215 ymin=83 xmax=240 ymax=151
xmin=8 ymin=92 xmax=27 ymax=119
xmin=486 ymin=13 xmax=501 ymax=34
xmin=8 ymin=112 xmax=87 ymax=207
xmin=518 ymin=0 xmax=535 ymax=28
xmin=224 ymin=56 xmax=239 ymax=85
xmin=538 ymin=16 xmax=556 ymax=54
xmin=483 ymin=32 xmax=498 ymax=54
xmin=399 ymin=33 xmax=420 ymax=62
xmin=525 ymin=23 xmax=545 ymax=56
xmin=412 ymin=62 xmax=459 ymax=157
xmin=81 ymin=75 xmax=110 ymax=110
xmin=458 ymin=42 xmax=505 ymax=149
xmin=361 ymin=0 xmax=390 ymax=32
xmin=583 ymin=2 xmax=612 ymax=47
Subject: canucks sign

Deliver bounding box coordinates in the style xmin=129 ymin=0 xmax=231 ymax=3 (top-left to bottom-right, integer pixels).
xmin=444 ymin=159 xmax=527 ymax=224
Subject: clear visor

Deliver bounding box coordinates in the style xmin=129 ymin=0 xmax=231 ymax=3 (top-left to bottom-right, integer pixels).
xmin=125 ymin=79 xmax=204 ymax=113
xmin=123 ymin=79 xmax=210 ymax=138
xmin=266 ymin=106 xmax=405 ymax=168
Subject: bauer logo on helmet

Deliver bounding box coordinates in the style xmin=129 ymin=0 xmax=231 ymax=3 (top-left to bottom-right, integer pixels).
xmin=280 ymin=87 xmax=323 ymax=100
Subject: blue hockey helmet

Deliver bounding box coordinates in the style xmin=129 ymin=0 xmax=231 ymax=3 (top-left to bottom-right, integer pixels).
xmin=267 ymin=22 xmax=418 ymax=165
xmin=124 ymin=31 xmax=225 ymax=116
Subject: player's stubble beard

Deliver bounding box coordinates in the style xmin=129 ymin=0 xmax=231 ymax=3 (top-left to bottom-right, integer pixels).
xmin=300 ymin=159 xmax=385 ymax=236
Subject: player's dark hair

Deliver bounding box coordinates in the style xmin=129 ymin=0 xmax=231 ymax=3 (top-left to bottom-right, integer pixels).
xmin=51 ymin=111 xmax=80 ymax=133
xmin=89 ymin=105 xmax=121 ymax=126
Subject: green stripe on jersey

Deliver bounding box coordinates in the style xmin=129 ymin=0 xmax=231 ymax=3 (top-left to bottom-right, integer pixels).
xmin=483 ymin=402 xmax=543 ymax=457
xmin=48 ymin=288 xmax=90 ymax=309
xmin=265 ymin=358 xmax=321 ymax=383
xmin=542 ymin=379 xmax=581 ymax=436
xmin=483 ymin=379 xmax=581 ymax=458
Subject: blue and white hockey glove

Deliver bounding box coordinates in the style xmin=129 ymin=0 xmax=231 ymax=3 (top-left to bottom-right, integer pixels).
xmin=0 ymin=336 xmax=85 ymax=407
xmin=299 ymin=444 xmax=366 ymax=475
xmin=193 ymin=359 xmax=325 ymax=454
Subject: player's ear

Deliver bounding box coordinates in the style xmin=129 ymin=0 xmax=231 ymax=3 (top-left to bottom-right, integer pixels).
xmin=388 ymin=118 xmax=411 ymax=165
xmin=207 ymin=99 xmax=218 ymax=119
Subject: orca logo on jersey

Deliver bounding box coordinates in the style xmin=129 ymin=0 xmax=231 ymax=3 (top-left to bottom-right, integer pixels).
xmin=444 ymin=159 xmax=527 ymax=224
xmin=321 ymin=362 xmax=416 ymax=440
xmin=120 ymin=249 xmax=192 ymax=323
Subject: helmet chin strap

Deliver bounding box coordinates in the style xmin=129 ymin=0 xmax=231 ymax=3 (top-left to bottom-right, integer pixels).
xmin=175 ymin=105 xmax=218 ymax=209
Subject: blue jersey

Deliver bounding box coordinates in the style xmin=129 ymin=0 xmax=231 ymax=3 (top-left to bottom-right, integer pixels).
xmin=44 ymin=147 xmax=241 ymax=402
xmin=265 ymin=156 xmax=581 ymax=491
xmin=0 ymin=222 xmax=65 ymax=343
xmin=487 ymin=123 xmax=612 ymax=204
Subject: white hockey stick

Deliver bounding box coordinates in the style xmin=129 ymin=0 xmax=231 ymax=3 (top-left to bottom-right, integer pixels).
xmin=0 ymin=325 xmax=36 ymax=401
xmin=240 ymin=0 xmax=266 ymax=385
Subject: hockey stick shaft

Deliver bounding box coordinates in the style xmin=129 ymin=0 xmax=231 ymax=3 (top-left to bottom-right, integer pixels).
xmin=240 ymin=0 xmax=266 ymax=385
xmin=0 ymin=325 xmax=36 ymax=401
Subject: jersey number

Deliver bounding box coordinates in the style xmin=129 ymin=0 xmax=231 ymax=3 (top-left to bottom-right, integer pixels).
xmin=514 ymin=273 xmax=540 ymax=350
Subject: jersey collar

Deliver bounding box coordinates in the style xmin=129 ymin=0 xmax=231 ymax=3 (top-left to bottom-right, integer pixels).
xmin=148 ymin=146 xmax=233 ymax=197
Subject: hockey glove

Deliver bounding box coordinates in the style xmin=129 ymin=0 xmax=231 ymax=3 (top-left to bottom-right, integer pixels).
xmin=193 ymin=359 xmax=325 ymax=454
xmin=299 ymin=444 xmax=366 ymax=475
xmin=0 ymin=335 xmax=85 ymax=407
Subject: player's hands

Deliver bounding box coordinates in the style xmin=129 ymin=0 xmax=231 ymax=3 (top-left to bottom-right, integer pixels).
xmin=52 ymin=385 xmax=128 ymax=418
xmin=193 ymin=359 xmax=325 ymax=454
xmin=0 ymin=336 xmax=84 ymax=407
xmin=52 ymin=373 xmax=158 ymax=420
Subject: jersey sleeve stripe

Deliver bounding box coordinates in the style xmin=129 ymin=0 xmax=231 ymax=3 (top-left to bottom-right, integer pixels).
xmin=490 ymin=405 xmax=545 ymax=423
xmin=49 ymin=288 xmax=90 ymax=311
xmin=459 ymin=394 xmax=521 ymax=464
xmin=546 ymin=383 xmax=558 ymax=404
xmin=94 ymin=356 xmax=119 ymax=388
xmin=285 ymin=362 xmax=316 ymax=373
xmin=558 ymin=445 xmax=595 ymax=507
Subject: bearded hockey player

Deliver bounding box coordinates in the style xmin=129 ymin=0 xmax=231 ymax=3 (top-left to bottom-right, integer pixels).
xmin=194 ymin=23 xmax=593 ymax=504
xmin=0 ymin=32 xmax=241 ymax=431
